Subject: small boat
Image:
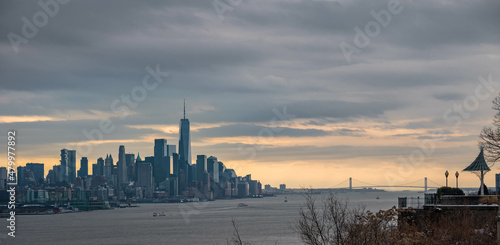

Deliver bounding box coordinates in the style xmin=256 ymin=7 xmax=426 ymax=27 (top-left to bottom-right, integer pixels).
xmin=159 ymin=212 xmax=166 ymax=216
xmin=237 ymin=203 xmax=248 ymax=207
xmin=153 ymin=212 xmax=158 ymax=217
xmin=376 ymin=197 xmax=380 ymax=200
xmin=284 ymin=196 xmax=288 ymax=203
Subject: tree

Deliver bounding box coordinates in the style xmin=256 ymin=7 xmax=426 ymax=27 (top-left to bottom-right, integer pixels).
xmin=480 ymin=94 xmax=500 ymax=163
xmin=295 ymin=192 xmax=361 ymax=245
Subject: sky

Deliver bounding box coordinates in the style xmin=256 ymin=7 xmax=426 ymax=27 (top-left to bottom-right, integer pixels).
xmin=1 ymin=0 xmax=500 ymax=189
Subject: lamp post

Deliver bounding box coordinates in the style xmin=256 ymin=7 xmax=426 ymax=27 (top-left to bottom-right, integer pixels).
xmin=445 ymin=170 xmax=449 ymax=187
xmin=455 ymin=171 xmax=459 ymax=188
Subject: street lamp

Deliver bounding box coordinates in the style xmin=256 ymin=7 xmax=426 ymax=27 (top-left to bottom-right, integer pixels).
xmin=455 ymin=171 xmax=459 ymax=188
xmin=445 ymin=170 xmax=449 ymax=187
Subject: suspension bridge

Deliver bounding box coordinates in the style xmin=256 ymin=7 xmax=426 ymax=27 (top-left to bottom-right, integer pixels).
xmin=331 ymin=177 xmax=443 ymax=191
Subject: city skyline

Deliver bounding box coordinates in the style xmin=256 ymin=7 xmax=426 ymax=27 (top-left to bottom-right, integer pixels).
xmin=7 ymin=100 xmax=500 ymax=190
xmin=1 ymin=0 xmax=500 ymax=189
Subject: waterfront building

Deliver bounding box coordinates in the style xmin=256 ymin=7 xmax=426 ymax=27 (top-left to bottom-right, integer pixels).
xmin=104 ymin=154 xmax=113 ymax=179
xmin=225 ymin=169 xmax=237 ymax=179
xmin=207 ymin=156 xmax=219 ymax=183
xmin=136 ymin=162 xmax=153 ymax=188
xmin=168 ymin=176 xmax=178 ymax=197
xmin=249 ymin=180 xmax=260 ymax=195
xmin=60 ymin=149 xmax=69 ymax=182
xmin=26 ymin=163 xmax=44 ymax=185
xmin=78 ymin=157 xmax=88 ymax=178
xmin=238 ymin=182 xmax=250 ymax=197
xmin=172 ymin=153 xmax=180 ymax=176
xmin=125 ymin=153 xmax=135 ymax=181
xmin=0 ymin=167 xmax=7 ymax=190
xmin=118 ymin=145 xmax=127 ymax=185
xmin=96 ymin=157 xmax=105 ymax=176
xmin=17 ymin=166 xmax=26 ymax=186
xmin=218 ymin=161 xmax=225 ymax=177
xmin=60 ymin=149 xmax=76 ymax=184
xmin=196 ymin=155 xmax=207 ymax=183
xmin=154 ymin=139 xmax=170 ymax=184
xmin=144 ymin=156 xmax=155 ymax=166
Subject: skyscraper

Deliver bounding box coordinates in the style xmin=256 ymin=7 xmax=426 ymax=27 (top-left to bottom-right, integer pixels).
xmin=179 ymin=100 xmax=191 ymax=166
xmin=96 ymin=157 xmax=105 ymax=176
xmin=17 ymin=166 xmax=26 ymax=186
xmin=60 ymin=149 xmax=69 ymax=182
xmin=154 ymin=139 xmax=169 ymax=184
xmin=68 ymin=150 xmax=76 ymax=184
xmin=104 ymin=154 xmax=113 ymax=179
xmin=26 ymin=163 xmax=44 ymax=185
xmin=172 ymin=153 xmax=180 ymax=176
xmin=136 ymin=162 xmax=153 ymax=188
xmin=196 ymin=155 xmax=207 ymax=183
xmin=60 ymin=149 xmax=76 ymax=183
xmin=207 ymin=156 xmax=219 ymax=183
xmin=78 ymin=157 xmax=88 ymax=178
xmin=125 ymin=153 xmax=135 ymax=181
xmin=0 ymin=167 xmax=7 ymax=190
xmin=118 ymin=145 xmax=127 ymax=185
xmin=166 ymin=145 xmax=176 ymax=156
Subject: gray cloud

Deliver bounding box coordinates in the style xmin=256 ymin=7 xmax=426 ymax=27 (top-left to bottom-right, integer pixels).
xmin=0 ymin=0 xmax=498 ymax=179
xmin=195 ymin=123 xmax=330 ymax=138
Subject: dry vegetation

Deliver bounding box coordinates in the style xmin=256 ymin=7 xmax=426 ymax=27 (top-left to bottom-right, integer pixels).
xmin=296 ymin=193 xmax=496 ymax=245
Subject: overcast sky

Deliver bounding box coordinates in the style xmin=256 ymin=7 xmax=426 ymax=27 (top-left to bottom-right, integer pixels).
xmin=1 ymin=0 xmax=500 ymax=188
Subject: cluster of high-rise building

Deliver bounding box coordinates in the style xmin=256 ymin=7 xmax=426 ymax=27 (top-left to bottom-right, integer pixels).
xmin=2 ymin=103 xmax=263 ymax=204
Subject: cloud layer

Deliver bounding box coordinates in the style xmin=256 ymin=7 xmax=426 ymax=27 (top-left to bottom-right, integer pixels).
xmin=1 ymin=0 xmax=499 ymax=188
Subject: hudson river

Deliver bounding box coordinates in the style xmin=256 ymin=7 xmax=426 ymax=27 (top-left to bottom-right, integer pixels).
xmin=5 ymin=191 xmax=421 ymax=244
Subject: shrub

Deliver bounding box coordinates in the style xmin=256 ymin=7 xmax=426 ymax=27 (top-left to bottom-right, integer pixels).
xmin=436 ymin=187 xmax=464 ymax=200
xmin=479 ymin=196 xmax=498 ymax=205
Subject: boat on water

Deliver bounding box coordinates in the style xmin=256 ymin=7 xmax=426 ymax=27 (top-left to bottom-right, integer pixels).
xmin=153 ymin=212 xmax=166 ymax=217
xmin=284 ymin=196 xmax=288 ymax=203
xmin=376 ymin=196 xmax=380 ymax=200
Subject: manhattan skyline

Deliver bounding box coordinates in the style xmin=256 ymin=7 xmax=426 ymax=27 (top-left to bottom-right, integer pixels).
xmin=1 ymin=0 xmax=500 ymax=189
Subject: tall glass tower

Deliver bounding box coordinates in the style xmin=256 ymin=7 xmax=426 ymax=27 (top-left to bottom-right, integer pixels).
xmin=179 ymin=100 xmax=191 ymax=165
xmin=118 ymin=145 xmax=127 ymax=185
xmin=179 ymin=100 xmax=191 ymax=186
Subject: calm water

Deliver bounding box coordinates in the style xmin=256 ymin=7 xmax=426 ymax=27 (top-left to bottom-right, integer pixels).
xmin=3 ymin=191 xmax=421 ymax=245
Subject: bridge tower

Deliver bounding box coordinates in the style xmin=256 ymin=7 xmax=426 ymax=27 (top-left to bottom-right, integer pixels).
xmin=349 ymin=177 xmax=352 ymax=190
xmin=424 ymin=177 xmax=427 ymax=192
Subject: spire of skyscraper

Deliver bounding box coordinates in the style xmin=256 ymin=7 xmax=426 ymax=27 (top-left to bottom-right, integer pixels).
xmin=184 ymin=99 xmax=186 ymax=119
